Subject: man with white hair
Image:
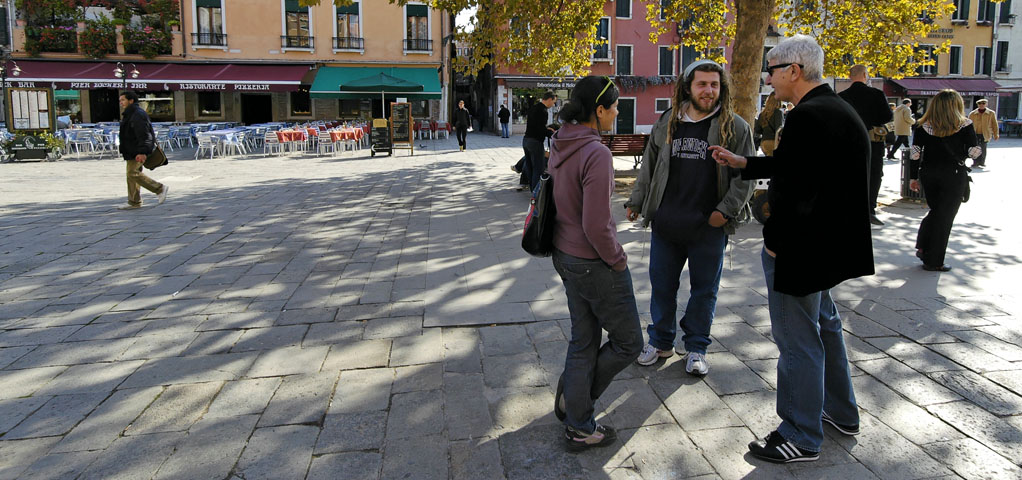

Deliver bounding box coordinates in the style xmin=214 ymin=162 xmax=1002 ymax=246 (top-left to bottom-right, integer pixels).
xmin=709 ymin=35 xmax=875 ymax=464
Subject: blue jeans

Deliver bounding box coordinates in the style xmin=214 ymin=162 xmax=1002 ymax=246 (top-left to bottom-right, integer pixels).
xmin=501 ymin=122 xmax=510 ymax=138
xmin=762 ymin=248 xmax=858 ymax=452
xmin=647 ymin=227 xmax=727 ymax=354
xmin=523 ymin=137 xmax=546 ymax=192
xmin=553 ymin=250 xmax=643 ymax=433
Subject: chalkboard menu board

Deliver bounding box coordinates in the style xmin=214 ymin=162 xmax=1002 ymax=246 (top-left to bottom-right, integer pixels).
xmin=390 ymin=102 xmax=413 ymax=154
xmin=5 ymin=87 xmax=56 ymax=134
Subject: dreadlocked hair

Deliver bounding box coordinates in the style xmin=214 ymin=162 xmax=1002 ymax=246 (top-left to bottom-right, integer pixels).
xmin=667 ymin=62 xmax=735 ymax=149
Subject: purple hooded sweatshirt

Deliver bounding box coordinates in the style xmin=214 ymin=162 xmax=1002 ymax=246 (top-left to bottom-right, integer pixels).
xmin=548 ymin=122 xmax=627 ymax=267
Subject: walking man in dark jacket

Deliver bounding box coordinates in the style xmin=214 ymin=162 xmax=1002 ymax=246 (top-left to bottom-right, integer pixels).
xmin=710 ymin=34 xmax=874 ymax=464
xmin=523 ymin=92 xmax=556 ymax=191
xmin=454 ymin=100 xmax=471 ymax=151
xmin=839 ymin=64 xmax=893 ymax=225
xmin=118 ymin=91 xmax=167 ymax=210
xmin=498 ymin=103 xmax=511 ymax=138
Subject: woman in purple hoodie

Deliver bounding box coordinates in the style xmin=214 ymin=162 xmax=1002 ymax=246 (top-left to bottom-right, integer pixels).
xmin=548 ymin=76 xmax=643 ymax=451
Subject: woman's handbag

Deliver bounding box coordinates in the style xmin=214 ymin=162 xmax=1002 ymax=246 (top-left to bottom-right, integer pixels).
xmin=143 ymin=146 xmax=168 ymax=170
xmin=522 ymin=173 xmax=557 ymax=257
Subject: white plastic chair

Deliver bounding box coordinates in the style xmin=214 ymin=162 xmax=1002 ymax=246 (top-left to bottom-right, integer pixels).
xmin=317 ymin=132 xmax=336 ymax=155
xmin=194 ymin=134 xmax=218 ymax=159
xmin=263 ymin=132 xmax=283 ymax=155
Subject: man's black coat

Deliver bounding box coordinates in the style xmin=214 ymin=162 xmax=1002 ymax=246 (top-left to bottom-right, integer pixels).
xmin=742 ymin=84 xmax=875 ymax=296
xmin=838 ymin=81 xmax=893 ymax=135
xmin=119 ymin=103 xmax=155 ymax=161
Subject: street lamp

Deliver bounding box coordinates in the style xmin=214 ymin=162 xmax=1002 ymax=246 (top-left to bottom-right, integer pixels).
xmin=113 ymin=62 xmax=139 ymax=90
xmin=1 ymin=46 xmax=22 ymax=125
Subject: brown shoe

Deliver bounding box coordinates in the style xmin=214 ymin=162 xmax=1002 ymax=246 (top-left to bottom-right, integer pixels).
xmin=117 ymin=203 xmax=142 ymax=210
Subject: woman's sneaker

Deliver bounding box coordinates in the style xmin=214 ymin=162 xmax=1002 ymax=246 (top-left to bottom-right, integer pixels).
xmin=565 ymin=424 xmax=617 ymax=452
xmin=681 ymin=351 xmax=709 ymax=376
xmin=748 ymin=431 xmax=819 ymax=463
xmin=821 ymin=411 xmax=860 ymax=436
xmin=636 ymin=344 xmax=673 ymax=366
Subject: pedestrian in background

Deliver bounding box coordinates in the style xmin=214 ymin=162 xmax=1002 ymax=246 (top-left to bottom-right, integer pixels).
xmin=909 ymin=89 xmax=980 ymax=272
xmin=498 ymin=103 xmax=511 ymax=138
xmin=839 ymin=64 xmax=893 ymax=226
xmin=548 ymin=75 xmax=642 ymax=452
xmin=118 ymin=91 xmax=168 ymax=210
xmin=710 ymin=34 xmax=874 ymax=464
xmin=967 ymin=98 xmax=998 ymax=168
xmin=625 ymin=60 xmax=755 ymax=376
xmin=454 ymin=100 xmax=471 ymax=151
xmin=756 ymin=92 xmax=783 ymax=155
xmin=523 ymin=92 xmax=557 ymax=191
xmin=888 ymin=98 xmax=915 ymax=159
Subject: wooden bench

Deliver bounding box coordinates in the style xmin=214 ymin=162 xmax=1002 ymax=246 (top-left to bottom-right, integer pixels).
xmin=600 ymin=133 xmax=649 ymax=169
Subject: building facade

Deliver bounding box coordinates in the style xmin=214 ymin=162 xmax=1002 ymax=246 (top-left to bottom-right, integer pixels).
xmin=4 ymin=0 xmax=449 ymax=125
xmin=994 ymin=0 xmax=1020 ymax=119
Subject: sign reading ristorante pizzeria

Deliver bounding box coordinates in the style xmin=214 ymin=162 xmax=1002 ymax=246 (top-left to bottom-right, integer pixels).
xmin=6 ymin=81 xmax=280 ymax=91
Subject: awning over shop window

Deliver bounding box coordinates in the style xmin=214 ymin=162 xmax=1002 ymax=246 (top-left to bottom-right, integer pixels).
xmin=889 ymin=77 xmax=1005 ymax=97
xmin=407 ymin=4 xmax=428 ymax=16
xmin=337 ymin=2 xmax=359 ymax=14
xmin=309 ymin=67 xmax=442 ymax=99
xmin=195 ymin=0 xmax=222 ymax=7
xmin=284 ymin=0 xmax=307 ymax=12
xmin=8 ymin=60 xmax=312 ymax=92
xmin=53 ymin=89 xmax=79 ymax=100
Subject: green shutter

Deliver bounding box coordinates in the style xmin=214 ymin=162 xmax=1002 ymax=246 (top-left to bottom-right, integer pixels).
xmin=407 ymin=4 xmax=428 ymax=17
xmin=337 ymin=1 xmax=359 ymax=14
xmin=285 ymin=0 xmax=307 ymax=13
xmin=961 ymin=0 xmax=971 ymax=20
xmin=195 ymin=0 xmax=221 ymax=7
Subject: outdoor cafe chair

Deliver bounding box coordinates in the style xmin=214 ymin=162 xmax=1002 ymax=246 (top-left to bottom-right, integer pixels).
xmin=221 ymin=131 xmax=248 ymax=156
xmin=435 ymin=121 xmax=450 ymax=139
xmin=67 ymin=130 xmax=95 ymax=157
xmin=263 ymin=132 xmax=283 ymax=156
xmin=171 ymin=128 xmax=194 ymax=148
xmin=94 ymin=132 xmax=118 ymax=159
xmin=195 ymin=134 xmax=219 ymax=159
xmin=156 ymin=130 xmax=174 ymax=153
xmin=317 ymin=132 xmax=337 ymax=156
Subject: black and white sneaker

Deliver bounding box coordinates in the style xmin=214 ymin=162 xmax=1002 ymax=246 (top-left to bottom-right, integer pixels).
xmin=748 ymin=431 xmax=819 ymax=464
xmin=565 ymin=424 xmax=617 ymax=452
xmin=822 ymin=411 xmax=860 ymax=436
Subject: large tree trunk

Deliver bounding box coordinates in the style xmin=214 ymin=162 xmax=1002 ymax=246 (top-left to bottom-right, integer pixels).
xmin=730 ymin=0 xmax=777 ymax=126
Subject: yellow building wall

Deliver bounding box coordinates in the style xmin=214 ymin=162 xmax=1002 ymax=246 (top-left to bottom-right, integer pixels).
xmin=923 ymin=5 xmax=994 ymax=76
xmin=182 ymin=0 xmax=443 ymax=65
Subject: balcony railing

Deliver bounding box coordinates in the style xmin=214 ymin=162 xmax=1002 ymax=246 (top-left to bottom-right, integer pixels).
xmin=281 ymin=36 xmax=314 ymax=49
xmin=333 ymin=36 xmax=364 ymax=50
xmin=404 ymin=38 xmax=432 ymax=51
xmin=192 ymin=32 xmax=228 ymax=46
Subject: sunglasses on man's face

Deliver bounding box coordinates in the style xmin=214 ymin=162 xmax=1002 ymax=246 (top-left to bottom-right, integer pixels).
xmin=766 ymin=63 xmax=803 ymax=76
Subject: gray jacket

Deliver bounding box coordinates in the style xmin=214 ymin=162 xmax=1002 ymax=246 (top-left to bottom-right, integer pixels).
xmin=625 ymin=107 xmax=755 ymax=234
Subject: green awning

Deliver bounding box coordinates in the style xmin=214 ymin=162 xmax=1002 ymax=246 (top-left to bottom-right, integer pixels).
xmin=54 ymin=89 xmax=79 ymax=100
xmin=337 ymin=2 xmax=359 ymax=14
xmin=407 ymin=4 xmax=428 ymax=16
xmin=196 ymin=0 xmax=221 ymax=7
xmin=310 ymin=67 xmax=441 ymax=99
xmin=284 ymin=0 xmax=306 ymax=12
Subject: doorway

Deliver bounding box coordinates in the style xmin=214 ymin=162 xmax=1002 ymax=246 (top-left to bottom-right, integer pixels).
xmin=241 ymin=94 xmax=273 ymax=125
xmin=89 ymin=89 xmax=120 ymax=122
xmin=616 ymin=98 xmax=635 ymax=134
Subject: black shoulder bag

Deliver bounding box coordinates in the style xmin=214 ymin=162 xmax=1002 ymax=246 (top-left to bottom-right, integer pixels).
xmin=521 ymin=172 xmax=556 ymax=257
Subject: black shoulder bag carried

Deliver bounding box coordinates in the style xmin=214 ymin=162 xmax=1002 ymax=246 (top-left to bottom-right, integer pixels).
xmin=522 ymin=172 xmax=556 ymax=257
xmin=143 ymin=119 xmax=169 ymax=171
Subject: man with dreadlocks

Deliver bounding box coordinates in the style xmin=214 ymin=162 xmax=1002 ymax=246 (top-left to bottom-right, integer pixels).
xmin=624 ymin=59 xmax=754 ymax=376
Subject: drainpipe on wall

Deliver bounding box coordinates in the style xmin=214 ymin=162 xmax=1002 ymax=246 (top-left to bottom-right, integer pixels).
xmin=179 ymin=0 xmax=186 ymax=57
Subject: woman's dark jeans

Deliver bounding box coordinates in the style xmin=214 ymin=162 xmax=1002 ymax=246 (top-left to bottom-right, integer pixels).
xmin=552 ymin=250 xmax=643 ymax=433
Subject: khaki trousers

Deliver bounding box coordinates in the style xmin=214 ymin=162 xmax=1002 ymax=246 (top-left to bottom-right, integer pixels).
xmin=126 ymin=160 xmax=163 ymax=206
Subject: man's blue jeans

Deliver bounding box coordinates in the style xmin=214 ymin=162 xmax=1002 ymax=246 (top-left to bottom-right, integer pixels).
xmin=553 ymin=250 xmax=643 ymax=433
xmin=501 ymin=122 xmax=510 ymax=138
xmin=647 ymin=227 xmax=727 ymax=354
xmin=523 ymin=137 xmax=546 ymax=192
xmin=762 ymin=248 xmax=858 ymax=452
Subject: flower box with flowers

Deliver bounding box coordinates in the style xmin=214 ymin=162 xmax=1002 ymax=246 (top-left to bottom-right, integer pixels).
xmin=25 ymin=25 xmax=78 ymax=55
xmin=79 ymin=24 xmax=118 ymax=59
xmin=122 ymin=26 xmax=172 ymax=59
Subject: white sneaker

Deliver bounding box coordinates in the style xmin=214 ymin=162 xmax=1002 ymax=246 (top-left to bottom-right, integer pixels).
xmin=636 ymin=344 xmax=673 ymax=366
xmin=683 ymin=352 xmax=709 ymax=376
xmin=117 ymin=203 xmax=141 ymax=210
xmin=157 ymin=185 xmax=169 ymax=204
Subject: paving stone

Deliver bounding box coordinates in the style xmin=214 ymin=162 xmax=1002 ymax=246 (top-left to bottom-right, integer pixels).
xmin=247 ymin=345 xmax=329 ymax=377
xmin=442 ymin=327 xmax=482 ymax=374
xmin=984 ymin=370 xmax=1022 ymax=396
xmin=947 ymin=329 xmax=1022 ymax=362
xmin=850 ymin=375 xmax=963 ymax=446
xmin=593 ymin=378 xmax=676 ymax=430
xmin=482 ymin=352 xmax=547 ymax=389
xmin=622 ymin=422 xmax=717 ymax=478
xmin=196 ymin=311 xmax=279 ymax=331
xmin=0 ymin=397 xmax=48 ymax=436
xmin=842 ymin=334 xmax=888 ymax=362
xmin=275 ymin=307 xmax=338 ymax=326
xmin=486 ymin=386 xmax=558 ymax=433
xmin=977 ymin=324 xmax=1022 ymax=348
xmin=15 ymin=450 xmax=102 ymax=480
xmin=649 ymin=376 xmax=744 ymax=431
xmin=7 ymin=337 xmax=136 ymax=369
xmin=321 ymin=338 xmax=391 ymax=371
xmin=363 ymin=315 xmax=422 ymax=339
xmin=496 ymin=423 xmax=589 ymax=480
xmin=259 ymin=372 xmax=337 ymax=427
xmin=127 ymin=382 xmax=221 ymax=435
xmin=849 ymin=300 xmax=955 ymax=344
xmin=702 ymin=351 xmax=772 ymax=395
xmin=53 ymin=386 xmax=163 ymax=453
xmin=744 ymin=359 xmax=778 ymax=388
xmin=390 ymin=327 xmax=443 ymax=366
xmin=0 ymin=437 xmax=61 ymax=480
xmin=712 ymin=322 xmax=778 ymax=361
xmin=230 ymin=325 xmax=308 ymax=352
xmin=154 ymin=414 xmax=260 ymax=480
xmin=0 ymin=326 xmax=80 ymax=347
xmin=34 ymin=360 xmax=144 ymax=395
xmin=233 ymin=425 xmax=318 ymax=480
xmin=78 ymin=431 xmax=183 ymax=480
xmin=119 ymin=353 xmax=256 ymax=388
xmin=923 ymin=438 xmax=1022 ymax=480
xmin=315 ymin=411 xmax=387 ymax=454
xmin=380 ymin=433 xmax=448 ymax=479
xmin=303 ymin=320 xmax=365 ymax=346
xmin=832 ymin=412 xmax=953 ymax=479
xmin=683 ymin=426 xmax=787 ymax=480
xmin=720 ymin=390 xmax=782 ymax=438
xmin=423 ymin=301 xmax=535 ymax=327
xmin=926 ymin=341 xmax=1018 ymax=373
xmin=840 ymin=312 xmax=899 ymax=338
xmin=307 ymin=452 xmax=382 ymax=480
xmin=525 ymin=320 xmax=566 ymax=344
xmin=480 ymin=324 xmax=535 ymax=356
xmin=727 ymin=305 xmax=772 ymax=327
xmin=854 ymin=357 xmax=962 ymax=405
xmin=3 ymin=392 xmax=107 ymax=440
xmin=450 ymin=437 xmax=506 ymax=480
xmin=444 ymin=373 xmax=495 ymax=440
xmin=329 ymin=368 xmax=394 ymax=413
xmin=393 ymin=362 xmax=443 ymax=393
xmin=180 ymin=330 xmax=244 ymax=355
xmin=928 ymin=400 xmax=1022 ymax=461
xmin=386 ymin=389 xmax=444 ymax=439
xmin=0 ymin=346 xmax=34 ymax=369
xmin=790 ymin=463 xmax=879 ymax=480
xmin=204 ymin=377 xmax=280 ymax=419
xmin=929 ymin=369 xmax=1022 ymax=416
xmin=864 ymin=337 xmax=966 ymax=373
xmin=119 ymin=332 xmax=197 ymax=360
xmin=63 ymin=321 xmax=149 ymax=342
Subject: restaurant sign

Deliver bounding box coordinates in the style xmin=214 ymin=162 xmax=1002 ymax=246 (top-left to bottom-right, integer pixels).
xmin=7 ymin=81 xmax=288 ymax=91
